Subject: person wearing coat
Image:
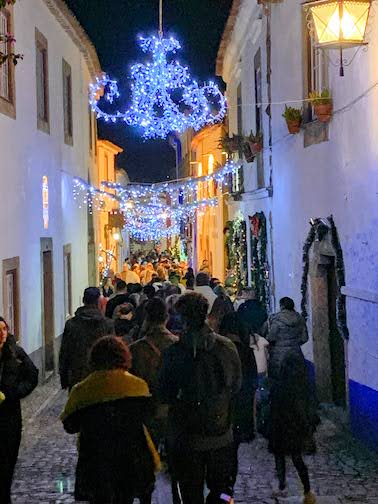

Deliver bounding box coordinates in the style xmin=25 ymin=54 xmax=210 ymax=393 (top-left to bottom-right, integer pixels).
xmin=61 ymin=336 xmax=160 ymax=504
xmin=237 ymin=287 xmax=268 ymax=335
xmin=159 ymin=292 xmax=242 ymax=504
xmin=130 ymin=298 xmax=178 ymax=442
xmin=0 ymin=317 xmax=39 ymax=503
xmin=219 ymin=312 xmax=258 ymax=445
xmin=264 ymin=296 xmax=308 ymax=383
xmin=268 ymin=351 xmax=316 ymax=504
xmin=59 ymin=287 xmax=114 ymax=390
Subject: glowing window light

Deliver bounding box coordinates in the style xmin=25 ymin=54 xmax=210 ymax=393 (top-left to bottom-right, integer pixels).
xmin=42 ymin=176 xmax=49 ymax=229
xmin=306 ymin=0 xmax=371 ymax=50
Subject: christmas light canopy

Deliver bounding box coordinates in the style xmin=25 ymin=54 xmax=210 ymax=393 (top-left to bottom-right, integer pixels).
xmin=89 ymin=34 xmax=227 ymax=139
xmin=305 ymin=0 xmax=371 ymax=50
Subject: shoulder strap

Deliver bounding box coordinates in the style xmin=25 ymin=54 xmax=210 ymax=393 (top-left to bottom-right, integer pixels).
xmin=144 ymin=338 xmax=162 ymax=358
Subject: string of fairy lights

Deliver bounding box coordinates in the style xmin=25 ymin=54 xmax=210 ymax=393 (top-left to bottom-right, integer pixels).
xmin=73 ymin=161 xmax=241 ymax=241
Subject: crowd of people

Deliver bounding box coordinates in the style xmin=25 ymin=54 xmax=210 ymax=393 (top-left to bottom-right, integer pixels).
xmin=0 ymin=252 xmax=319 ymax=504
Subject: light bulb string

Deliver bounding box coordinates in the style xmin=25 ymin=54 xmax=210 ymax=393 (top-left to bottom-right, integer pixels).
xmin=159 ymin=0 xmax=163 ymax=38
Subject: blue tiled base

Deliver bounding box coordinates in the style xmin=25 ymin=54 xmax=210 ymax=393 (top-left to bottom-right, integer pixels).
xmin=305 ymin=359 xmax=378 ymax=451
xmin=349 ymin=380 xmax=378 ymax=451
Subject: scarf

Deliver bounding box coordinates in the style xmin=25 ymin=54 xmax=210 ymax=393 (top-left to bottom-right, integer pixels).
xmin=60 ymin=369 xmax=160 ymax=472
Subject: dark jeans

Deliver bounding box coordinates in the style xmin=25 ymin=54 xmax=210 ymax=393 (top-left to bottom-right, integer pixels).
xmin=171 ymin=444 xmax=237 ymax=504
xmin=0 ymin=427 xmax=21 ymax=503
xmin=274 ymin=454 xmax=310 ymax=493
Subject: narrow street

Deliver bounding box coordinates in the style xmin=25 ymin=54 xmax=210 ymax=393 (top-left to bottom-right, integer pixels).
xmin=12 ymin=386 xmax=378 ymax=504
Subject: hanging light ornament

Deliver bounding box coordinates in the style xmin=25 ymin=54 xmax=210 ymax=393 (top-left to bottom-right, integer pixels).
xmin=304 ymin=0 xmax=372 ymax=76
xmin=89 ymin=0 xmax=226 ymax=138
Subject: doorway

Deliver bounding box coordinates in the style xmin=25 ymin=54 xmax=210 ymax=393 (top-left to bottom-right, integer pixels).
xmin=41 ymin=239 xmax=55 ymax=375
xmin=310 ymin=250 xmax=347 ymax=407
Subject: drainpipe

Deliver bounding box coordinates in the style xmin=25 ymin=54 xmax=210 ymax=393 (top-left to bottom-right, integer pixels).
xmin=265 ymin=4 xmax=276 ymax=312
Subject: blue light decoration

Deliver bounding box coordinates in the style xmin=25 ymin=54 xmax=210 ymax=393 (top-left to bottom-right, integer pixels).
xmin=73 ymin=161 xmax=241 ymax=241
xmin=89 ymin=35 xmax=227 ymax=139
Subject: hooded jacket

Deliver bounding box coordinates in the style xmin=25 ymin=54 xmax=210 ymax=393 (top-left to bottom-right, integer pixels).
xmin=59 ymin=306 xmax=114 ymax=390
xmin=265 ymin=309 xmax=308 ymax=381
xmin=61 ymin=369 xmax=159 ymax=502
xmin=159 ymin=325 xmax=242 ymax=451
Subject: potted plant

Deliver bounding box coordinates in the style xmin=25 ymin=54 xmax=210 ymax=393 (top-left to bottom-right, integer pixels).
xmin=219 ymin=133 xmax=242 ymax=156
xmin=282 ymin=105 xmax=302 ymax=134
xmin=243 ymin=131 xmax=263 ymax=162
xmin=309 ymin=89 xmax=333 ymax=123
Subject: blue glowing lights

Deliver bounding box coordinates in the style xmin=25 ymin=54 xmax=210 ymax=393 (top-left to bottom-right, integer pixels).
xmin=89 ymin=35 xmax=227 ymax=139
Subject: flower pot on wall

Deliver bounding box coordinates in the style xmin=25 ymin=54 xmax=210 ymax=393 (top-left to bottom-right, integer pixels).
xmin=286 ymin=119 xmax=301 ymax=134
xmin=248 ymin=140 xmax=263 ymax=155
xmin=242 ymin=143 xmax=255 ymax=163
xmin=314 ymin=103 xmax=333 ymax=123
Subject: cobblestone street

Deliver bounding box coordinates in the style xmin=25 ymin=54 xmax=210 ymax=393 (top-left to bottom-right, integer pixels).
xmin=10 ymin=385 xmax=378 ymax=504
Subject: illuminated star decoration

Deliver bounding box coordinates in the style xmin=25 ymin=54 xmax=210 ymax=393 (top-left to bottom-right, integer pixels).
xmin=89 ymin=35 xmax=227 ymax=139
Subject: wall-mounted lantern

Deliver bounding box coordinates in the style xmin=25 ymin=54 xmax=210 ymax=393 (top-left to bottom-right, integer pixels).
xmin=304 ymin=0 xmax=372 ymax=75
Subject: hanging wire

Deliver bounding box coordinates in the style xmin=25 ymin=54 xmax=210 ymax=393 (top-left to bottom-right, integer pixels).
xmin=159 ymin=0 xmax=163 ymax=38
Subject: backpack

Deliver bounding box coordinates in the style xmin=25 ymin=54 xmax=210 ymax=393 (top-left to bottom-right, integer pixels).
xmin=176 ymin=344 xmax=232 ymax=437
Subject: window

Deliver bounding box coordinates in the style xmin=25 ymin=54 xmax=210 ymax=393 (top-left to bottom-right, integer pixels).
xmin=254 ymin=48 xmax=265 ymax=188
xmin=2 ymin=257 xmax=20 ymax=340
xmin=62 ymin=59 xmax=73 ymax=145
xmin=89 ymin=106 xmax=93 ymax=152
xmin=232 ymin=83 xmax=244 ymax=194
xmin=304 ymin=16 xmax=329 ymax=122
xmin=63 ymin=244 xmax=72 ymax=319
xmin=0 ymin=6 xmax=15 ymax=118
xmin=36 ymin=29 xmax=49 ymax=133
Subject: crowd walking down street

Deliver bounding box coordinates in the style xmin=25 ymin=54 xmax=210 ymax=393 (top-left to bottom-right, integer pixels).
xmin=0 ymin=254 xmax=377 ymax=504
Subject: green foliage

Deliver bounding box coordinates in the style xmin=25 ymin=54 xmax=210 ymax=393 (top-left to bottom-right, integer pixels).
xmin=282 ymin=105 xmax=302 ymax=122
xmin=245 ymin=130 xmax=263 ymax=144
xmin=218 ymin=133 xmax=243 ymax=155
xmin=0 ymin=0 xmax=16 ymax=8
xmin=308 ymin=88 xmax=332 ymax=106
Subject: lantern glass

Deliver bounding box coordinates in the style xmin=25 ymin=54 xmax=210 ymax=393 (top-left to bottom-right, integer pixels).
xmin=308 ymin=0 xmax=371 ymax=49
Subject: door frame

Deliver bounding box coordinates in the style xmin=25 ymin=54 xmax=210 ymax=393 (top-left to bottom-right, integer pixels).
xmin=309 ymin=237 xmax=349 ymax=407
xmin=40 ymin=237 xmax=55 ymax=379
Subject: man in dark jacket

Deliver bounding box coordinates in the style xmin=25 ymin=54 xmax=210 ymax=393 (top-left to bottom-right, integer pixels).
xmin=59 ymin=287 xmax=113 ymax=390
xmin=159 ymin=292 xmax=242 ymax=504
xmin=237 ymin=287 xmax=267 ymax=335
xmin=105 ymin=280 xmax=135 ymax=319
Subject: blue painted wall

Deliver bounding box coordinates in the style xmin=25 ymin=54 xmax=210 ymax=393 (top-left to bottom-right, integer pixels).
xmin=305 ymin=360 xmax=378 ymax=451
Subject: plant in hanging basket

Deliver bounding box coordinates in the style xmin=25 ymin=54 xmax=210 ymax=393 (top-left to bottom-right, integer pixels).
xmin=309 ymin=89 xmax=333 ymax=123
xmin=219 ymin=133 xmax=243 ymax=156
xmin=242 ymin=131 xmax=263 ymax=162
xmin=282 ymin=105 xmax=302 ymax=134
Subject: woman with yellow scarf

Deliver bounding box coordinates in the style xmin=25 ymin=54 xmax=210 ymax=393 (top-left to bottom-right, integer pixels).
xmin=61 ymin=336 xmax=160 ymax=504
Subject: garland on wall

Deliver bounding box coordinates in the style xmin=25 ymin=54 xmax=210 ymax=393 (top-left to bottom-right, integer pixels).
xmin=249 ymin=212 xmax=271 ymax=313
xmin=301 ymin=215 xmax=349 ymax=340
xmin=225 ymin=216 xmax=248 ymax=291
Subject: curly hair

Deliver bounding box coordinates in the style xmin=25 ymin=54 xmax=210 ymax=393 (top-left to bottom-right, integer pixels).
xmin=144 ymin=297 xmax=167 ymax=325
xmin=89 ymin=336 xmax=132 ymax=371
xmin=175 ymin=292 xmax=209 ymax=330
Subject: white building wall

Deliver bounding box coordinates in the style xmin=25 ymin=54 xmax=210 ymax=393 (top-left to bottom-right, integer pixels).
xmin=0 ymin=1 xmax=98 ymax=364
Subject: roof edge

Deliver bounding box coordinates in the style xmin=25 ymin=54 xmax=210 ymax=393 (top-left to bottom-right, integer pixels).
xmin=43 ymin=0 xmax=102 ymax=79
xmin=216 ymin=0 xmax=242 ymax=77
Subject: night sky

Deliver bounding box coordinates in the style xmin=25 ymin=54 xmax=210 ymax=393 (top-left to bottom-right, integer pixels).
xmin=65 ymin=0 xmax=233 ymax=183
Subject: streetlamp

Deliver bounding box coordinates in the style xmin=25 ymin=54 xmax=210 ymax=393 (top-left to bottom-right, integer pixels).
xmin=305 ymin=0 xmax=372 ymax=75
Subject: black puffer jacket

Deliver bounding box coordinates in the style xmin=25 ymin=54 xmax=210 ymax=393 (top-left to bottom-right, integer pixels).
xmin=159 ymin=325 xmax=242 ymax=451
xmin=59 ymin=306 xmax=114 ymax=389
xmin=0 ymin=339 xmax=39 ymax=428
xmin=265 ymin=309 xmax=308 ymax=381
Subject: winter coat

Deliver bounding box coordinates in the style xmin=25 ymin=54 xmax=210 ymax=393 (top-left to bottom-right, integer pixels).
xmin=237 ymin=299 xmax=268 ymax=335
xmin=61 ymin=369 xmax=159 ymax=503
xmin=159 ymin=325 xmax=242 ymax=452
xmin=59 ymin=306 xmax=114 ymax=390
xmin=105 ymin=293 xmax=135 ymax=319
xmin=130 ymin=325 xmax=178 ymax=396
xmin=0 ymin=338 xmax=38 ymax=503
xmin=268 ymin=352 xmax=315 ymax=455
xmin=265 ymin=309 xmax=308 ymax=382
xmin=193 ymin=285 xmax=218 ymax=313
xmin=225 ymin=332 xmax=257 ymax=443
